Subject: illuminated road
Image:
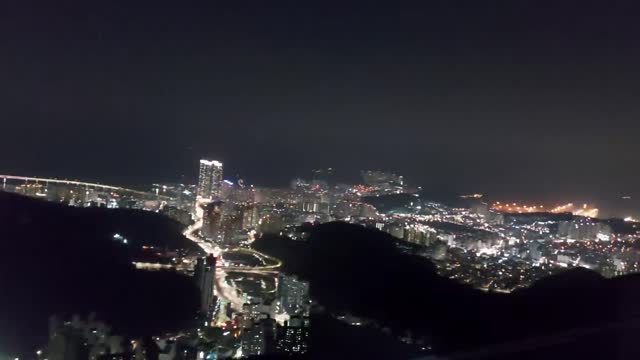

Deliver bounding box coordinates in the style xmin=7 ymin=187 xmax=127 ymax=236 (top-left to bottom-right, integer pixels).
xmin=220 ymin=268 xmax=279 ymax=274
xmin=184 ymin=199 xmax=282 ymax=310
xmin=224 ymin=247 xmax=282 ymax=272
xmin=0 ymin=174 xmax=174 ymax=200
xmin=183 ymin=217 xmax=243 ymax=309
xmin=183 ymin=218 xmax=282 ymax=272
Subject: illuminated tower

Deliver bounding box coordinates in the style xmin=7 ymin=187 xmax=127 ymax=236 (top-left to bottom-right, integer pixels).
xmin=197 ymin=159 xmax=223 ymax=199
xmin=201 ymin=201 xmax=224 ymax=241
xmin=210 ymin=162 xmax=223 ymax=198
xmin=194 ymin=254 xmax=217 ymax=314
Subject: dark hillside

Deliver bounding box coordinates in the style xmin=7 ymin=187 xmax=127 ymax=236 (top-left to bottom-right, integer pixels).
xmin=255 ymin=222 xmax=640 ymax=359
xmin=0 ymin=191 xmax=200 ymax=356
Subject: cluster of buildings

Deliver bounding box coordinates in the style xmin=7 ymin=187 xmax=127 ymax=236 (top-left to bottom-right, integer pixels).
xmin=385 ymin=199 xmax=639 ymax=291
xmin=9 ymin=161 xmax=640 ymax=358
xmin=200 ymin=202 xmax=258 ymax=245
xmin=176 ymin=158 xmax=313 ymax=357
xmin=9 ymin=182 xmax=139 ymax=209
xmin=194 ymin=249 xmax=311 ymax=357
xmin=360 ymin=170 xmax=407 ymax=194
xmin=1 ymin=175 xmax=175 ymax=211
xmin=107 ymin=158 xmax=640 ymax=298
xmin=44 ymin=314 xmax=128 ymax=360
xmin=182 ymin=164 xmax=639 ymax=354
xmin=236 ymin=273 xmax=311 ymax=357
xmin=188 ymin=252 xmax=311 ymax=358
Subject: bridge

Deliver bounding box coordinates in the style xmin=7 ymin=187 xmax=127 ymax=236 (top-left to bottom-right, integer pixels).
xmin=0 ymin=174 xmax=174 ymax=200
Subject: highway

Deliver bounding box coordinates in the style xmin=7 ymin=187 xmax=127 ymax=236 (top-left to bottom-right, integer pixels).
xmin=0 ymin=174 xmax=174 ymax=200
xmin=182 ymin=216 xmax=282 ymax=272
xmin=224 ymin=247 xmax=282 ymax=272
xmin=183 ymin=199 xmax=282 ymax=310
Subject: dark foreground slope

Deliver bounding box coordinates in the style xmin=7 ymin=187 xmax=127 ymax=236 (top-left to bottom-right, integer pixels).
xmin=254 ymin=222 xmax=640 ymax=359
xmin=0 ymin=191 xmax=200 ymax=356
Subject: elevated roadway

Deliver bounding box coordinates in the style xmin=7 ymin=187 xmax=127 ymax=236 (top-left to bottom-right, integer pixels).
xmin=1 ymin=174 xmax=174 ymax=200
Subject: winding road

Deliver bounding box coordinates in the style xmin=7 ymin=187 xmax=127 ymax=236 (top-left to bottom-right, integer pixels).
xmin=183 ymin=199 xmax=282 ymax=309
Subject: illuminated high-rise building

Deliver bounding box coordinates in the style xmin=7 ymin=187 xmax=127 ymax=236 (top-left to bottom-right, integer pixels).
xmin=241 ymin=204 xmax=259 ymax=230
xmin=241 ymin=321 xmax=267 ymax=356
xmin=278 ymin=274 xmax=310 ymax=316
xmin=220 ymin=207 xmax=243 ymax=244
xmin=197 ymin=159 xmax=223 ymax=199
xmin=210 ymin=161 xmax=223 ymax=197
xmin=202 ymin=201 xmax=224 ymax=241
xmin=194 ymin=254 xmax=217 ymax=314
xmin=276 ymin=316 xmax=310 ymax=355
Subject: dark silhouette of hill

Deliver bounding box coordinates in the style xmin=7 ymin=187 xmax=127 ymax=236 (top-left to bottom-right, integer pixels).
xmin=307 ymin=313 xmax=425 ymax=359
xmin=247 ymin=313 xmax=424 ymax=360
xmin=0 ymin=191 xmax=200 ymax=356
xmin=254 ymin=222 xmax=640 ymax=359
xmin=246 ymin=314 xmax=423 ymax=360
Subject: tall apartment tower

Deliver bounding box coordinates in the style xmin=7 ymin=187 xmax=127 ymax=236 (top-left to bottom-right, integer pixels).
xmin=197 ymin=159 xmax=223 ymax=199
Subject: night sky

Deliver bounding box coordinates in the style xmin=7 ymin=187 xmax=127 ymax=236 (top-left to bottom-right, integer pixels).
xmin=1 ymin=1 xmax=640 ymax=208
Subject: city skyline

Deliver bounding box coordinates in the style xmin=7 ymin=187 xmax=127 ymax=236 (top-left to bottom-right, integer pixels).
xmin=2 ymin=2 xmax=640 ymax=203
xmin=2 ymin=162 xmax=638 ymax=219
xmin=1 ymin=151 xmax=640 ymax=358
xmin=4 ymin=2 xmax=640 ymax=359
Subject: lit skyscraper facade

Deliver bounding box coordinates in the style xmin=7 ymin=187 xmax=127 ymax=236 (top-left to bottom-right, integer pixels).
xmin=201 ymin=201 xmax=224 ymax=241
xmin=197 ymin=159 xmax=223 ymax=199
xmin=210 ymin=161 xmax=223 ymax=197
xmin=278 ymin=274 xmax=310 ymax=316
xmin=194 ymin=255 xmax=216 ymax=315
xmin=276 ymin=316 xmax=310 ymax=355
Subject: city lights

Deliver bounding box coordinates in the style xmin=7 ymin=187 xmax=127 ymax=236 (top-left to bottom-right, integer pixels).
xmin=3 ymin=159 xmax=639 ymax=358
